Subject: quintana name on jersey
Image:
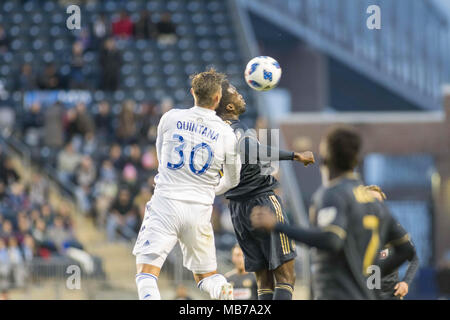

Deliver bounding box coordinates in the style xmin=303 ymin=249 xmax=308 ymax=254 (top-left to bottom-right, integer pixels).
xmin=176 ymin=120 xmax=219 ymax=141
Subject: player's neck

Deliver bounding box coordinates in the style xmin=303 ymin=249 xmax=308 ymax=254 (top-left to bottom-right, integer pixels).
xmin=328 ymin=169 xmax=352 ymax=182
xmin=237 ymin=268 xmax=247 ymax=275
xmin=196 ymin=105 xmax=216 ymax=111
xmin=327 ymin=169 xmax=358 ymax=186
xmin=222 ymin=113 xmax=239 ymax=121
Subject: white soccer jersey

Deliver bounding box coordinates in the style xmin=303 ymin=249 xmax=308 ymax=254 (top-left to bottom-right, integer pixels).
xmin=153 ymin=106 xmax=240 ymax=205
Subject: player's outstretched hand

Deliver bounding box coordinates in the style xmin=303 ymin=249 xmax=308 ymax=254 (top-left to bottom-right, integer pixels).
xmin=250 ymin=206 xmax=277 ymax=232
xmin=294 ymin=151 xmax=315 ymax=166
xmin=394 ymin=281 xmax=408 ymax=298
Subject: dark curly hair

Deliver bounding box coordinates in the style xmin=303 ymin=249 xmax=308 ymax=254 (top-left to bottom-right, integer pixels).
xmin=215 ymin=79 xmax=234 ymax=117
xmin=324 ymin=126 xmax=362 ymax=171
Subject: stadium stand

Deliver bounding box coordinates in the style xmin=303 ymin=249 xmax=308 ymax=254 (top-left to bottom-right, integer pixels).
xmin=0 ymin=0 xmax=260 ymax=298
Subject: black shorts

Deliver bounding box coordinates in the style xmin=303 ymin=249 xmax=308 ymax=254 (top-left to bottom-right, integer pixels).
xmin=229 ymin=192 xmax=297 ymax=272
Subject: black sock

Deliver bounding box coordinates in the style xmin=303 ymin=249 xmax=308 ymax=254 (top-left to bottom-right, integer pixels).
xmin=257 ymin=289 xmax=274 ymax=300
xmin=274 ymin=283 xmax=293 ymax=300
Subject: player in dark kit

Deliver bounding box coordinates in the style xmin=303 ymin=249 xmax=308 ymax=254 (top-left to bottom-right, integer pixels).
xmin=225 ymin=244 xmax=258 ymax=300
xmin=251 ymin=127 xmax=417 ymax=299
xmin=215 ymin=79 xmax=315 ymax=300
xmin=365 ymin=185 xmax=419 ymax=300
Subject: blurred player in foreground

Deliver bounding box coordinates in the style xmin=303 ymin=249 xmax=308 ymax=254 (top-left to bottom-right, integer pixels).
xmin=365 ymin=185 xmax=419 ymax=300
xmin=133 ymin=69 xmax=241 ymax=300
xmin=216 ymin=80 xmax=315 ymax=300
xmin=225 ymin=244 xmax=258 ymax=300
xmin=251 ymin=127 xmax=416 ymax=299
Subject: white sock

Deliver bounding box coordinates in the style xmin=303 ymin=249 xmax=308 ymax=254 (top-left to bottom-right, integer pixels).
xmin=135 ymin=273 xmax=161 ymax=300
xmin=197 ymin=274 xmax=228 ymax=300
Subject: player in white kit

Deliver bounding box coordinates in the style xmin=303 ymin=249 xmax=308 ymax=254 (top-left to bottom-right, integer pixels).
xmin=133 ymin=70 xmax=241 ymax=300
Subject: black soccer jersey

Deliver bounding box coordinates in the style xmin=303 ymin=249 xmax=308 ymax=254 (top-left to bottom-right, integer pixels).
xmin=223 ymin=119 xmax=294 ymax=201
xmin=225 ymin=270 xmax=258 ymax=300
xmin=309 ymin=174 xmax=411 ymax=300
xmin=377 ymin=247 xmax=419 ymax=299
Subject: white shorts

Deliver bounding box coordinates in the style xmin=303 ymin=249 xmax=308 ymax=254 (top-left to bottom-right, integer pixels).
xmin=132 ymin=195 xmax=217 ymax=274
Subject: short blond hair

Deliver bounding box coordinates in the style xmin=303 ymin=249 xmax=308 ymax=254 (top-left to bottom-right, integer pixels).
xmin=365 ymin=185 xmax=387 ymax=200
xmin=190 ymin=68 xmax=225 ymax=107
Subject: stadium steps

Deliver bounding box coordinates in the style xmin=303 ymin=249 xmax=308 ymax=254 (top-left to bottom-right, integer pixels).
xmin=9 ymin=155 xmax=198 ymax=299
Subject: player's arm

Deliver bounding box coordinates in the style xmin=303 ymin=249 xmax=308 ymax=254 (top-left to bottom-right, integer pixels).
xmin=251 ymin=192 xmax=347 ymax=253
xmin=243 ymin=136 xmax=314 ymax=166
xmin=376 ymin=214 xmax=416 ymax=277
xmin=402 ymin=252 xmax=419 ymax=285
xmin=155 ymin=111 xmax=171 ymax=165
xmin=215 ymin=131 xmax=241 ymax=195
xmin=392 ymin=252 xmax=419 ymax=298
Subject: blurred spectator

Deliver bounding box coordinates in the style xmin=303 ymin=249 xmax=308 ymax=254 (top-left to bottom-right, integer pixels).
xmin=69 ymin=41 xmax=86 ymax=89
xmin=5 ymin=183 xmax=30 ymax=213
xmin=77 ymin=28 xmax=92 ymax=52
xmin=160 ymin=97 xmax=174 ymax=114
xmin=8 ymin=237 xmax=27 ymax=287
xmin=22 ymin=102 xmax=44 ymax=147
xmin=94 ymin=101 xmax=114 ymax=140
xmin=100 ymin=38 xmax=122 ymax=91
xmin=82 ymin=132 xmax=98 ymax=156
xmin=57 ymin=142 xmax=82 ymax=184
xmin=225 ymin=244 xmax=258 ymax=300
xmin=133 ymin=185 xmax=152 ymax=222
xmin=93 ymin=13 xmax=109 ymax=43
xmin=21 ymin=234 xmax=37 ymax=263
xmin=16 ymin=63 xmax=37 ymax=91
xmin=99 ymin=159 xmax=118 ymax=183
xmin=29 ymin=173 xmax=49 ymax=208
xmin=125 ymin=144 xmax=143 ymax=173
xmin=75 ymin=102 xmax=95 ymax=136
xmin=141 ymin=147 xmax=158 ymax=173
xmin=108 ymin=143 xmax=124 ymax=171
xmin=93 ymin=187 xmax=118 ymax=228
xmin=0 ymin=24 xmax=9 ymax=53
xmin=156 ymin=12 xmax=177 ymax=45
xmin=38 ymin=63 xmax=62 ymax=90
xmin=40 ymin=204 xmax=55 ymax=226
xmin=74 ymin=155 xmax=96 ymax=213
xmin=134 ymin=10 xmax=156 ymax=39
xmin=16 ymin=213 xmax=31 ymax=244
xmin=138 ymin=102 xmax=159 ymax=144
xmin=75 ymin=156 xmax=96 ymax=188
xmin=117 ymin=100 xmax=137 ymax=144
xmin=121 ymin=163 xmax=139 ymax=197
xmin=47 ymin=216 xmax=81 ymax=253
xmin=174 ymin=284 xmax=193 ymax=300
xmin=44 ymin=102 xmax=64 ymax=149
xmin=106 ymin=188 xmax=138 ymax=241
xmin=64 ymin=108 xmax=79 ymax=142
xmin=112 ymin=10 xmax=134 ymax=39
xmin=0 ymin=158 xmax=19 ymax=186
xmin=0 ymin=220 xmax=14 ymax=242
xmin=32 ymin=218 xmax=54 ymax=254
xmin=0 ymin=238 xmax=10 ymax=292
xmin=0 ymin=182 xmax=6 ymax=201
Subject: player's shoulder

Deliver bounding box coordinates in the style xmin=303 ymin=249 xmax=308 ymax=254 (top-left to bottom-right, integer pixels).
xmin=212 ymin=117 xmax=237 ymax=136
xmin=160 ymin=108 xmax=184 ymax=121
xmin=313 ymin=180 xmax=354 ymax=208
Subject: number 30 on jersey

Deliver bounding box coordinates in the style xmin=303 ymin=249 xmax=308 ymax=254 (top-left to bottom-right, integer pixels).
xmin=167 ymin=134 xmax=213 ymax=175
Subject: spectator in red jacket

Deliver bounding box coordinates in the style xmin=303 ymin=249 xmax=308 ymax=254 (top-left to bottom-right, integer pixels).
xmin=112 ymin=11 xmax=134 ymax=39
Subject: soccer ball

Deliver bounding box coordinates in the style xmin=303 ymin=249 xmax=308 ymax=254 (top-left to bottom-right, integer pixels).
xmin=244 ymin=56 xmax=282 ymax=91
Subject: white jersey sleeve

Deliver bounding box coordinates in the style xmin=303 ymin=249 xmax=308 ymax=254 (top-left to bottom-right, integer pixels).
xmin=215 ymin=130 xmax=241 ymax=195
